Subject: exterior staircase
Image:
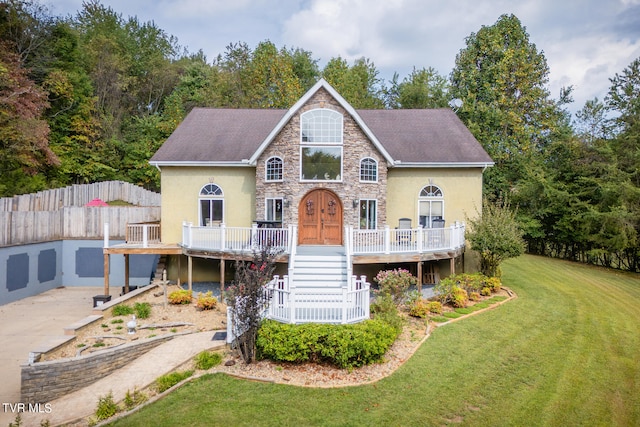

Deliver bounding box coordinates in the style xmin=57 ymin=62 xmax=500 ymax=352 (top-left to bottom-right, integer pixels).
xmin=151 ymin=254 xmax=167 ymax=284
xmin=290 ymin=246 xmax=349 ymax=288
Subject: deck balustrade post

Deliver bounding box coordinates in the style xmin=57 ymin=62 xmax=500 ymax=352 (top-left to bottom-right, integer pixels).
xmin=384 ymin=225 xmax=391 ymax=254
xmin=361 ymin=275 xmax=369 ymax=318
xmin=450 ymin=225 xmax=456 ymax=250
xmin=290 ymin=281 xmax=296 ymax=324
xmin=252 ymin=222 xmax=259 ymax=249
xmin=142 ymin=224 xmax=148 ymax=248
xmin=341 ymin=284 xmax=348 ymax=324
xmin=417 ymin=226 xmax=423 ymax=253
xmin=220 ymin=223 xmax=226 ymax=250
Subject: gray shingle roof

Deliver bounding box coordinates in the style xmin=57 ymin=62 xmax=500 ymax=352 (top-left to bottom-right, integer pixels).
xmin=150 ymin=108 xmax=287 ymax=163
xmin=356 ymin=109 xmax=493 ymax=164
xmin=150 ymin=106 xmax=492 ymax=166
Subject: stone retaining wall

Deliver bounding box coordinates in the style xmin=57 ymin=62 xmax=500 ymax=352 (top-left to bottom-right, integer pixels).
xmin=21 ymin=334 xmax=174 ymax=403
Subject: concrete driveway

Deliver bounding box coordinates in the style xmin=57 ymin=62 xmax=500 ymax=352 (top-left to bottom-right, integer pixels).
xmin=0 ymin=287 xmax=114 ymax=426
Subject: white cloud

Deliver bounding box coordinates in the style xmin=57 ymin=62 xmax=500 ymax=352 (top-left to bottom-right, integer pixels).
xmin=49 ymin=0 xmax=640 ymax=114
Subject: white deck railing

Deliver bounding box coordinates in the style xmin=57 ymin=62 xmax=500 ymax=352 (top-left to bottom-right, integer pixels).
xmin=265 ymin=275 xmax=370 ymax=324
xmin=180 ymin=222 xmax=466 ymax=255
xmin=349 ymin=222 xmax=466 ymax=255
xmin=182 ymin=222 xmax=290 ymax=253
xmin=125 ymin=223 xmax=161 ymax=247
xmin=226 ymin=274 xmax=370 ymax=343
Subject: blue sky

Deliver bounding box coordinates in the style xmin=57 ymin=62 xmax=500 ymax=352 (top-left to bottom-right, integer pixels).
xmin=50 ymin=0 xmax=640 ymax=115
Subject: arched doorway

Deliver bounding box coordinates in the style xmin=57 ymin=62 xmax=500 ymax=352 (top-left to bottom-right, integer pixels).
xmin=298 ymin=189 xmax=343 ymax=245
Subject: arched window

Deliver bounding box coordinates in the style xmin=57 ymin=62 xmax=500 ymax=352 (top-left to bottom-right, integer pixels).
xmin=360 ymin=157 xmax=378 ymax=182
xmin=300 ymin=109 xmax=343 ymax=143
xmin=300 ymin=109 xmax=343 ymax=181
xmin=418 ymin=184 xmax=444 ymax=228
xmin=199 ymin=183 xmax=223 ymax=226
xmin=266 ymin=156 xmax=283 ymax=181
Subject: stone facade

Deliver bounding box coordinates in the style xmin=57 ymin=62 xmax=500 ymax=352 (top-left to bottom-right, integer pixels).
xmin=255 ymin=88 xmax=388 ymax=233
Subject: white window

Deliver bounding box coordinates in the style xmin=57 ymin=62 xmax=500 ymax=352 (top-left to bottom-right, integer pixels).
xmin=418 ymin=184 xmax=444 ymax=228
xmin=360 ymin=157 xmax=378 ymax=182
xmin=266 ymin=157 xmax=283 ymax=181
xmin=300 ymin=109 xmax=343 ymax=143
xmin=300 ymin=109 xmax=343 ymax=181
xmin=199 ymin=183 xmax=223 ymax=226
xmin=359 ymin=199 xmax=377 ymax=229
xmin=265 ymin=198 xmax=283 ymax=222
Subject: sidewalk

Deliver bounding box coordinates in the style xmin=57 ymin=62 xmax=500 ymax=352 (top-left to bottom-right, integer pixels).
xmin=0 ymin=287 xmax=226 ymax=427
xmin=0 ymin=287 xmax=116 ymax=426
xmin=21 ymin=331 xmax=225 ymax=427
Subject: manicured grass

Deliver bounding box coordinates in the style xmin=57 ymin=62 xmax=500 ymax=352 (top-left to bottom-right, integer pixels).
xmin=109 ymin=255 xmax=640 ymax=426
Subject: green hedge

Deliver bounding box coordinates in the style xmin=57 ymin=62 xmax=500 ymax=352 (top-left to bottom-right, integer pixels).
xmin=256 ymin=319 xmax=400 ymax=369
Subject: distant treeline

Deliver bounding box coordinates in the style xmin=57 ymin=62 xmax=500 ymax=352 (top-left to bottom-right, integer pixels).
xmin=1 ymin=2 xmax=638 ymax=270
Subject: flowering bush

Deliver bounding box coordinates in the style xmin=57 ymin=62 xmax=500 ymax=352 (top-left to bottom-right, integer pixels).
xmin=225 ymin=247 xmax=280 ymax=364
xmin=374 ymin=268 xmax=417 ymax=305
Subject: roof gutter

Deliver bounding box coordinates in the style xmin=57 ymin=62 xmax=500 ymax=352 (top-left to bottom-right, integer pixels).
xmin=149 ymin=160 xmax=254 ymax=168
xmin=392 ymin=161 xmax=495 ymax=168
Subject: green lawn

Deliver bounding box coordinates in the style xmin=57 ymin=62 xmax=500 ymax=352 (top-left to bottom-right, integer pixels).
xmin=109 ymin=255 xmax=640 ymax=426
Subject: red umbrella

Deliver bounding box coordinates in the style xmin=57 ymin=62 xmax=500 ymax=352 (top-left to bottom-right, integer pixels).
xmin=86 ymin=198 xmax=109 ymax=207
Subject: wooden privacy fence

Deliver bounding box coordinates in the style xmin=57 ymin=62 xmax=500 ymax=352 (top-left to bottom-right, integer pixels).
xmin=0 ymin=181 xmax=160 ymax=212
xmin=0 ymin=207 xmax=161 ymax=247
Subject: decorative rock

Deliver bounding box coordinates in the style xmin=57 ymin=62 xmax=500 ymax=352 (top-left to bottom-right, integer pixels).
xmin=224 ymin=360 xmax=235 ymax=367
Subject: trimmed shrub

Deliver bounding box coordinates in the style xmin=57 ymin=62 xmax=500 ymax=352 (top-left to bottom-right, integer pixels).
xmin=168 ymin=289 xmax=192 ymax=305
xmin=370 ymin=294 xmax=404 ymax=334
xmin=155 ymin=370 xmax=194 ymax=393
xmin=435 ymin=273 xmax=500 ymax=304
xmin=485 ymin=276 xmax=502 ymax=292
xmin=469 ymin=291 xmax=481 ymax=301
xmin=451 ymin=286 xmax=468 ymax=308
xmin=427 ymin=300 xmax=443 ymax=314
xmin=408 ymin=298 xmax=430 ymax=318
xmin=123 ymin=388 xmax=147 ymax=411
xmin=194 ymin=351 xmax=222 ymax=370
xmin=257 ymin=319 xmax=400 ymax=369
xmin=133 ymin=302 xmax=151 ymax=319
xmin=409 ymin=298 xmax=442 ymax=318
xmin=112 ymin=304 xmax=134 ymax=316
xmin=196 ymin=291 xmax=217 ymax=310
xmin=95 ymin=392 xmax=118 ymax=421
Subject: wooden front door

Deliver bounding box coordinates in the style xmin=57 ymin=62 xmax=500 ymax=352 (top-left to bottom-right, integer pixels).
xmin=298 ymin=189 xmax=343 ymax=245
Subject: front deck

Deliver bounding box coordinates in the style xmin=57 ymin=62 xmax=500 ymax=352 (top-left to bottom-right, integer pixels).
xmin=179 ymin=221 xmax=466 ymax=258
xmin=104 ymin=221 xmax=466 ymax=325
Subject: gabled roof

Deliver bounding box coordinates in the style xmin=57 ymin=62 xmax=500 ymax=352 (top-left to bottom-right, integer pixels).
xmin=149 ymin=79 xmax=493 ymax=168
xmin=246 ymin=79 xmax=395 ymax=165
xmin=357 ymin=109 xmax=493 ymax=166
xmin=150 ymin=108 xmax=287 ymax=166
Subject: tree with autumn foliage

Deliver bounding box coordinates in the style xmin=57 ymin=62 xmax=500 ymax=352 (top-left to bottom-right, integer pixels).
xmin=0 ymin=43 xmax=58 ymax=196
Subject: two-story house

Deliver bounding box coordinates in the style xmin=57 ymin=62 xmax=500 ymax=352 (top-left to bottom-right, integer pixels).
xmin=105 ymin=79 xmax=492 ymax=324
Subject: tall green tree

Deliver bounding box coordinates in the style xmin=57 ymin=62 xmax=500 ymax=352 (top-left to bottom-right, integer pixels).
xmin=386 ymin=67 xmax=450 ymax=109
xmin=450 ymin=14 xmax=563 ymax=196
xmin=322 ymin=57 xmax=385 ymax=108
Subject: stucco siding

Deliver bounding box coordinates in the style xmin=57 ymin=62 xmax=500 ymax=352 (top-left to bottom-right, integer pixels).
xmin=386 ymin=168 xmax=484 ymax=228
xmin=160 ymin=167 xmax=256 ymax=244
